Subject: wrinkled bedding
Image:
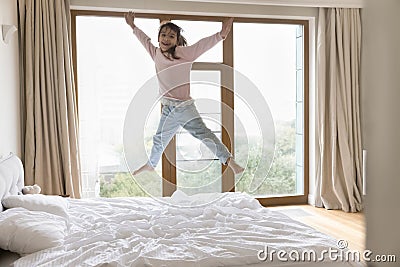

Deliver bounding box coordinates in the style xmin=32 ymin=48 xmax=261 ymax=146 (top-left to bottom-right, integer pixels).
xmin=13 ymin=191 xmax=363 ymax=267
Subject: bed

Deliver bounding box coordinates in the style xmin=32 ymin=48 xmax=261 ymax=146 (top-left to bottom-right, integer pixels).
xmin=0 ymin=153 xmax=364 ymax=267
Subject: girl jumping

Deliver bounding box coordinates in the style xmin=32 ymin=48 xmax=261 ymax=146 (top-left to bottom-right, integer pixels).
xmin=125 ymin=11 xmax=244 ymax=175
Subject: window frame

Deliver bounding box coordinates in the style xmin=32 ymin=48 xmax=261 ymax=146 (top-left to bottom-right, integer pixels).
xmin=71 ymin=10 xmax=309 ymax=206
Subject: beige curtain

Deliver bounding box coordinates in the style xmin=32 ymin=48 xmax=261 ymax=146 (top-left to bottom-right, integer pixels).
xmin=315 ymin=8 xmax=363 ymax=212
xmin=17 ymin=0 xmax=81 ymax=198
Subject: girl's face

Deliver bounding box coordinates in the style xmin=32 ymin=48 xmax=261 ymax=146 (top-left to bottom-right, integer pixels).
xmin=158 ymin=27 xmax=178 ymax=52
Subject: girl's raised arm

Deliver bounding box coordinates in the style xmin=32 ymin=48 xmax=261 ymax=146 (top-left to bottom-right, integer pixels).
xmin=125 ymin=11 xmax=157 ymax=60
xmin=124 ymin=11 xmax=136 ymax=29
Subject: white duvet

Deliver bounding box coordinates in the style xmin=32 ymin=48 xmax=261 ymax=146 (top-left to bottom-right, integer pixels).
xmin=13 ymin=192 xmax=363 ymax=267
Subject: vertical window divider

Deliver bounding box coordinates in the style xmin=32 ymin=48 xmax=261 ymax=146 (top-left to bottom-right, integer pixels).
xmin=221 ymin=24 xmax=235 ymax=192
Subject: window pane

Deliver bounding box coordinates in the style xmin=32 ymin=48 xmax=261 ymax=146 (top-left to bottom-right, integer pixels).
xmin=77 ymin=16 xmax=162 ymax=198
xmin=176 ymin=161 xmax=222 ymax=195
xmin=233 ymin=23 xmax=301 ymax=197
xmin=176 ymin=70 xmax=222 ymax=194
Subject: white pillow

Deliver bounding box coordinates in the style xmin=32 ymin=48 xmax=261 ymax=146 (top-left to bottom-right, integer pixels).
xmin=1 ymin=194 xmax=69 ymax=219
xmin=0 ymin=207 xmax=66 ymax=255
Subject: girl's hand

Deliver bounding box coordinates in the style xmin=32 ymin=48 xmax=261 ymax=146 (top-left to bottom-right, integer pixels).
xmin=124 ymin=11 xmax=136 ymax=29
xmin=220 ymin=17 xmax=234 ymax=39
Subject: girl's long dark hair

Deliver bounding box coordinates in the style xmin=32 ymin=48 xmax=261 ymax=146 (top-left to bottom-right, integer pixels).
xmin=158 ymin=22 xmax=187 ymax=60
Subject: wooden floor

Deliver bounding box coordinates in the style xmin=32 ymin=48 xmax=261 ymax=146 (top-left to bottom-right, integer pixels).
xmin=268 ymin=204 xmax=365 ymax=252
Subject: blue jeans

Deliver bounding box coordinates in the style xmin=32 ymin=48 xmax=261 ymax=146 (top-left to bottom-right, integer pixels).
xmin=148 ymin=101 xmax=232 ymax=167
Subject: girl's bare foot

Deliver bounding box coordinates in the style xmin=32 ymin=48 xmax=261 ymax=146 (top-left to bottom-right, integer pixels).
xmin=227 ymin=158 xmax=244 ymax=174
xmin=132 ymin=164 xmax=154 ymax=175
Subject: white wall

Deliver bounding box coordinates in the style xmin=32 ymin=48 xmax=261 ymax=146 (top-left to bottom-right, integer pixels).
xmin=0 ymin=0 xmax=20 ymax=158
xmin=362 ymin=0 xmax=400 ymax=265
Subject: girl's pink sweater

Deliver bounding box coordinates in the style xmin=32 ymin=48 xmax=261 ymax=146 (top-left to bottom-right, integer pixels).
xmin=132 ymin=27 xmax=223 ymax=101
